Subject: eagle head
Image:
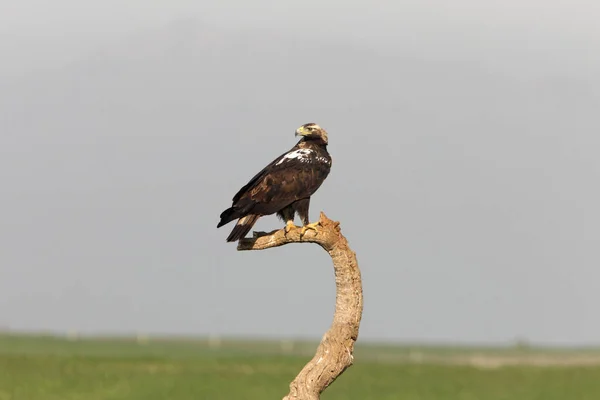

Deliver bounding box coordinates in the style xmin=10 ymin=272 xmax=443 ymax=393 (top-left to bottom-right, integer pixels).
xmin=295 ymin=123 xmax=328 ymax=144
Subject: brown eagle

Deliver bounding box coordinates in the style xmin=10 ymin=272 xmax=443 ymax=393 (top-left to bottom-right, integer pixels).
xmin=217 ymin=123 xmax=332 ymax=242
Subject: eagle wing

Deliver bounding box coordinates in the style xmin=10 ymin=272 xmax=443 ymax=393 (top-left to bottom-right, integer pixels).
xmin=231 ymin=148 xmax=330 ymax=214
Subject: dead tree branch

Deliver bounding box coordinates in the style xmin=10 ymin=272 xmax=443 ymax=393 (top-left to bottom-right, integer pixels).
xmin=238 ymin=212 xmax=364 ymax=400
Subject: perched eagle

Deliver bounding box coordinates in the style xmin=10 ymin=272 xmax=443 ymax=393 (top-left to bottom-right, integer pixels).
xmin=217 ymin=123 xmax=332 ymax=242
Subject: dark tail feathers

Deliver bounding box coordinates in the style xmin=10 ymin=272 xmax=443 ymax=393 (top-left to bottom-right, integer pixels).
xmin=217 ymin=199 xmax=256 ymax=228
xmin=225 ymin=214 xmax=260 ymax=242
xmin=217 ymin=207 xmax=238 ymax=228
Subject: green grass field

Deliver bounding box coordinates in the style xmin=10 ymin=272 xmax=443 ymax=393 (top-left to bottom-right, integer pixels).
xmin=1 ymin=334 xmax=600 ymax=400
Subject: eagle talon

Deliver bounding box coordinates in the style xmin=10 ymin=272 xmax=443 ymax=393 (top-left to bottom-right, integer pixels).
xmin=300 ymin=221 xmax=320 ymax=237
xmin=285 ymin=220 xmax=298 ymax=234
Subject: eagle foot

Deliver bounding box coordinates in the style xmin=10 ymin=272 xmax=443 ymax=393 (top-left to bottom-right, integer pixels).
xmin=284 ymin=220 xmax=298 ymax=234
xmin=300 ymin=221 xmax=320 ymax=238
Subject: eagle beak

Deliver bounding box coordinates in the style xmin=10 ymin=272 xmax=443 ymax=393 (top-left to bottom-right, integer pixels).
xmin=295 ymin=127 xmax=306 ymax=137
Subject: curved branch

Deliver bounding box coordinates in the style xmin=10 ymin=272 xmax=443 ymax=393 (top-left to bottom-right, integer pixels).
xmin=238 ymin=212 xmax=364 ymax=400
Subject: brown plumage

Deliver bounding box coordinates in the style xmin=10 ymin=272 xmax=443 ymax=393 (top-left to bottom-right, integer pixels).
xmin=217 ymin=123 xmax=332 ymax=242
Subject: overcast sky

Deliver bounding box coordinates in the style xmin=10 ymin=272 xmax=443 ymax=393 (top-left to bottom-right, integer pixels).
xmin=1 ymin=0 xmax=599 ymax=346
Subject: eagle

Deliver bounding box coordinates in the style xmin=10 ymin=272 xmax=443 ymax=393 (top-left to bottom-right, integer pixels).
xmin=217 ymin=123 xmax=332 ymax=242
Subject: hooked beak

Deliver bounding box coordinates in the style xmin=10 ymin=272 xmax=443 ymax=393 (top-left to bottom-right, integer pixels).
xmin=295 ymin=126 xmax=307 ymax=137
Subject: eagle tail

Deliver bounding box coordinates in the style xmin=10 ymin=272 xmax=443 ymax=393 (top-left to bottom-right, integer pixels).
xmin=217 ymin=198 xmax=257 ymax=228
xmin=217 ymin=207 xmax=238 ymax=228
xmin=226 ymin=214 xmax=260 ymax=242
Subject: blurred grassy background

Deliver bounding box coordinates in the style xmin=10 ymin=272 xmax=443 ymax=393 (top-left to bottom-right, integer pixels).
xmin=2 ymin=333 xmax=600 ymax=399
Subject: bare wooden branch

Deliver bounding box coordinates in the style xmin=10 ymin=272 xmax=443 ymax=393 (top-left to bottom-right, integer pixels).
xmin=238 ymin=212 xmax=364 ymax=400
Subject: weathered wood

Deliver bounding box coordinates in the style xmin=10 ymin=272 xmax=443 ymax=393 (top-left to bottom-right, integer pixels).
xmin=238 ymin=212 xmax=363 ymax=400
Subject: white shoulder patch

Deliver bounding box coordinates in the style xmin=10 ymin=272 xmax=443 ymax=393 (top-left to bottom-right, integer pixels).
xmin=316 ymin=156 xmax=331 ymax=165
xmin=275 ymin=149 xmax=313 ymax=165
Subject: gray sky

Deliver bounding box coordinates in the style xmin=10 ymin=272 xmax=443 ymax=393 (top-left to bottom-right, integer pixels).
xmin=1 ymin=0 xmax=599 ymax=346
